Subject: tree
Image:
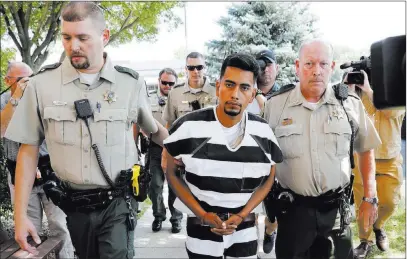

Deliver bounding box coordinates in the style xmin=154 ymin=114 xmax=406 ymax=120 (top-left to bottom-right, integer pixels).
xmin=0 ymin=2 xmax=182 ymax=72
xmin=205 ymin=2 xmax=318 ymax=85
xmin=331 ymin=44 xmax=369 ymax=84
xmin=0 ymin=15 xmax=16 ymax=91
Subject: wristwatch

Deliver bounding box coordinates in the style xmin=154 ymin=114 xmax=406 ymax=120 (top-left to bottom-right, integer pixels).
xmin=362 ymin=196 xmax=379 ymax=205
xmin=9 ymin=97 xmax=19 ymax=107
xmin=255 ymin=89 xmax=263 ymax=97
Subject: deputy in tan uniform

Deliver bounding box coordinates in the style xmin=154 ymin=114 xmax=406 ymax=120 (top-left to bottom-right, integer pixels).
xmin=5 ymin=2 xmax=168 ymax=259
xmin=163 ymin=52 xmax=217 ymax=127
xmin=263 ymin=39 xmax=381 ymax=259
xmin=147 ymin=68 xmax=183 ymax=233
xmin=161 ymin=52 xmax=217 ymax=170
xmin=343 ymin=71 xmax=405 ymax=258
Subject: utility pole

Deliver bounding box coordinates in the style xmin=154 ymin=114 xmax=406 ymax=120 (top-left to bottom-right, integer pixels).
xmin=184 ymin=3 xmax=188 ymax=54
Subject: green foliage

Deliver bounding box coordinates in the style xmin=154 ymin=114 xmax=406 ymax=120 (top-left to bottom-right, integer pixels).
xmin=205 ymin=2 xmax=319 ymax=85
xmin=0 ymin=48 xmax=16 ymax=92
xmin=351 ymin=199 xmax=406 ymax=258
xmin=0 ymin=1 xmax=182 ymax=72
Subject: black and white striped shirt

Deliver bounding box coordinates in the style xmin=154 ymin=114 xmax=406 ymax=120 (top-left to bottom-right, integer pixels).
xmin=164 ymin=106 xmax=283 ymax=215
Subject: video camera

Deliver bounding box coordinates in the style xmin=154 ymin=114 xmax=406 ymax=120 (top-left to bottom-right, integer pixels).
xmin=340 ymin=56 xmax=371 ymax=85
xmin=340 ymin=35 xmax=406 ymax=109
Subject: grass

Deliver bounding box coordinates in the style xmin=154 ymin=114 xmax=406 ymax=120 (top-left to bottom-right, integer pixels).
xmin=137 ymin=197 xmax=152 ymax=219
xmin=351 ymin=199 xmax=406 ymax=259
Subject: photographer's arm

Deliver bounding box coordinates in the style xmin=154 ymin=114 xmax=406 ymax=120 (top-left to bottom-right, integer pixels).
xmin=1 ymin=78 xmax=29 ymax=138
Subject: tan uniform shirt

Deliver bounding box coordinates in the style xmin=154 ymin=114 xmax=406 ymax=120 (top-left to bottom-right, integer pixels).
xmin=263 ymin=84 xmax=381 ymax=196
xmin=162 ymin=77 xmax=217 ymax=125
xmin=352 ymin=92 xmax=405 ymax=183
xmin=360 ymin=93 xmax=405 ymax=159
xmin=5 ymin=53 xmax=157 ymax=190
xmin=148 ymin=89 xmax=167 ymax=126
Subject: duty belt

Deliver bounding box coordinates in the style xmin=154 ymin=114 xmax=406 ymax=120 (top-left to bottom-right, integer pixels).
xmin=275 ymin=183 xmax=345 ymax=210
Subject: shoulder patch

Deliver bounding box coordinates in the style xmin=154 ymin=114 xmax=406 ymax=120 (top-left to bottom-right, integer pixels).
xmin=34 ymin=62 xmax=61 ymax=76
xmin=271 ymin=83 xmax=295 ymax=97
xmin=114 ymin=65 xmax=139 ymax=80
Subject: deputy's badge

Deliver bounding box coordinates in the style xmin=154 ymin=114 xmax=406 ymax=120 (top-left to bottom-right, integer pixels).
xmin=203 ymin=96 xmax=211 ymax=104
xmin=282 ymin=118 xmax=293 ymax=126
xmin=332 ymin=108 xmax=344 ymax=120
xmin=103 ymin=90 xmax=117 ymax=104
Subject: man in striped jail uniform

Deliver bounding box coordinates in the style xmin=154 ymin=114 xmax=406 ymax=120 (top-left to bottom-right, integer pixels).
xmin=163 ymin=53 xmax=283 ymax=259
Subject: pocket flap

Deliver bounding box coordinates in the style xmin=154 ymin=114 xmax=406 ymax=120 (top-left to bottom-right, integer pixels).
xmin=324 ymin=121 xmax=352 ymax=135
xmin=275 ymin=124 xmax=303 ymax=137
xmin=178 ymin=104 xmax=192 ymax=112
xmin=44 ymin=106 xmax=77 ymax=122
xmin=150 ymin=105 xmax=159 ymax=112
xmin=94 ymin=108 xmax=127 ymax=122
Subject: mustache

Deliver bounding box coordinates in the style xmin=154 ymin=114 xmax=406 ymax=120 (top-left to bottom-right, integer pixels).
xmin=71 ymin=52 xmax=86 ymax=58
xmin=225 ymin=101 xmax=242 ymax=107
xmin=310 ymin=78 xmax=324 ymax=83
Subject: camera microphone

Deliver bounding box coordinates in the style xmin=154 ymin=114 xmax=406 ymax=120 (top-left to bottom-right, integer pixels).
xmin=339 ymin=62 xmax=352 ymax=69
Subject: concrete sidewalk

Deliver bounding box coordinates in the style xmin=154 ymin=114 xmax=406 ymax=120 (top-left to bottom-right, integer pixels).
xmin=133 ymin=184 xmax=276 ymax=258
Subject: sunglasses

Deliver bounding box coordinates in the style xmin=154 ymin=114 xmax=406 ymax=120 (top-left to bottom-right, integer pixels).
xmin=160 ymin=80 xmax=175 ymax=86
xmin=186 ymin=65 xmax=204 ymax=71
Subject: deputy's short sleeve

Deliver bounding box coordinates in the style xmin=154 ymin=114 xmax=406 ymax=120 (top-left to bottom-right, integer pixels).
xmin=353 ymin=98 xmax=381 ymax=153
xmin=130 ymin=78 xmax=158 ymax=134
xmin=162 ymin=90 xmax=176 ymax=125
xmin=4 ymin=79 xmax=45 ymax=146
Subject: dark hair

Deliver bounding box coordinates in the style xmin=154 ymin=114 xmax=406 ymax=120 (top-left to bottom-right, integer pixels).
xmin=186 ymin=52 xmax=204 ymax=61
xmin=220 ymin=53 xmax=260 ymax=81
xmin=159 ymin=68 xmax=178 ymax=80
xmin=61 ymin=2 xmax=106 ymax=30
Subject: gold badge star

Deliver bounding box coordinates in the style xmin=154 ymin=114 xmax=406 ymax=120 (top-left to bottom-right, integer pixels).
xmin=103 ymin=90 xmax=117 ymax=104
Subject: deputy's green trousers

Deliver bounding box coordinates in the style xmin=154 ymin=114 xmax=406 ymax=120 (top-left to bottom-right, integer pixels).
xmin=353 ymin=154 xmax=403 ymax=242
xmin=65 ymin=196 xmax=138 ymax=259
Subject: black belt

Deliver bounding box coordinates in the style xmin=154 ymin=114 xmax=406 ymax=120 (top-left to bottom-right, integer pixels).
xmin=64 ymin=186 xmax=127 ymax=213
xmin=276 ymin=183 xmax=344 ymax=209
xmin=188 ymin=212 xmax=256 ymax=225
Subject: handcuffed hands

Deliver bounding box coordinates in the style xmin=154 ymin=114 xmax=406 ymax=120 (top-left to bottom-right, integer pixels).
xmin=205 ymin=213 xmax=244 ymax=236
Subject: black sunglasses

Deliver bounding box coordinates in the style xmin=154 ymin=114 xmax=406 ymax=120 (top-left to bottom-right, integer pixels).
xmin=160 ymin=80 xmax=175 ymax=86
xmin=186 ymin=65 xmax=204 ymax=71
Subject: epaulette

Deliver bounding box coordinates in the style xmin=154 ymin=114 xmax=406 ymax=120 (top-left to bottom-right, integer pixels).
xmin=174 ymin=82 xmax=185 ymax=88
xmin=33 ymin=62 xmax=62 ymax=76
xmin=114 ymin=65 xmax=139 ymax=80
xmin=271 ymin=83 xmax=295 ymax=97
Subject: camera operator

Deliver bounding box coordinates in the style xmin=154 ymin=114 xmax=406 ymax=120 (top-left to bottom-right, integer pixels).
xmin=343 ymin=71 xmax=405 ymax=258
xmin=1 ymin=62 xmax=74 ymax=258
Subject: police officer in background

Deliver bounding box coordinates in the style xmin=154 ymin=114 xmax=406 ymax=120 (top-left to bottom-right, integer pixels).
xmin=161 ymin=52 xmax=217 ymax=170
xmin=250 ymin=49 xmax=281 ymax=254
xmin=343 ymin=71 xmax=405 ymax=258
xmin=147 ymin=68 xmax=183 ymax=233
xmin=256 ymin=49 xmax=280 ymax=99
xmin=5 ymin=2 xmax=168 ymax=258
xmin=263 ymin=39 xmax=381 ymax=259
